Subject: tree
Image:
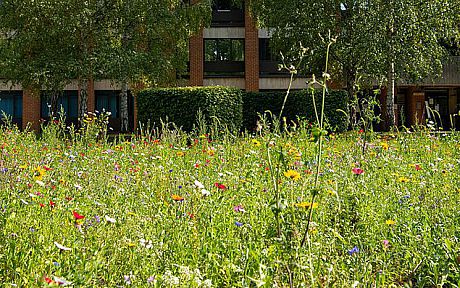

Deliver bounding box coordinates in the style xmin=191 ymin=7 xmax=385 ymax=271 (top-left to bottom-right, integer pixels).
xmin=250 ymin=0 xmax=460 ymax=129
xmin=0 ymin=0 xmax=211 ymax=131
xmin=99 ymin=0 xmax=210 ymax=132
xmin=0 ymin=0 xmax=78 ymax=115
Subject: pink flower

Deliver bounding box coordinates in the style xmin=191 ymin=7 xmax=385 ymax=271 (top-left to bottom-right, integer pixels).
xmin=382 ymin=239 xmax=390 ymax=249
xmin=233 ymin=205 xmax=245 ymax=213
xmin=352 ymin=167 xmax=364 ymax=175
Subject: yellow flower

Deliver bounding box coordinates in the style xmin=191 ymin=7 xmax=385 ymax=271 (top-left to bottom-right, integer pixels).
xmin=381 ymin=142 xmax=389 ymax=150
xmin=33 ymin=166 xmax=46 ymax=181
xmin=294 ymin=202 xmax=319 ymax=209
xmin=19 ymin=164 xmax=28 ymax=169
xmin=251 ymin=139 xmax=261 ymax=147
xmin=385 ymin=219 xmax=396 ymax=225
xmin=398 ymin=177 xmax=409 ymax=183
xmin=284 ymin=170 xmax=301 ymax=181
xmin=176 ymin=151 xmax=185 ymax=157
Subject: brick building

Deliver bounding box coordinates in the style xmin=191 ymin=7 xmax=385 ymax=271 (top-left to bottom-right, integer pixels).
xmin=1 ymin=1 xmax=459 ymax=131
xmin=190 ymin=1 xmax=460 ymax=129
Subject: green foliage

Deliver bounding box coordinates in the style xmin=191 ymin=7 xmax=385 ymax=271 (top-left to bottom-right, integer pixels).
xmin=137 ymin=86 xmax=243 ymax=133
xmin=2 ymin=126 xmax=460 ymax=286
xmin=243 ymin=89 xmax=349 ymax=132
xmin=250 ymin=0 xmax=460 ymax=127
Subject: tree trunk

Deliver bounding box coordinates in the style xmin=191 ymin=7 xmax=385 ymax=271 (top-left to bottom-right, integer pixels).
xmin=386 ymin=62 xmax=396 ymax=128
xmin=120 ymin=81 xmax=129 ymax=132
xmin=79 ymin=78 xmax=89 ymax=122
xmin=346 ymin=69 xmax=357 ymax=128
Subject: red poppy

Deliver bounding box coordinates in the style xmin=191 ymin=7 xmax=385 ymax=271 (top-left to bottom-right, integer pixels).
xmin=214 ymin=183 xmax=227 ymax=190
xmin=43 ymin=166 xmax=52 ymax=171
xmin=415 ymin=164 xmax=421 ymax=171
xmin=44 ymin=277 xmax=54 ymax=284
xmin=352 ymin=167 xmax=364 ymax=175
xmin=39 ymin=203 xmax=45 ymax=208
xmin=73 ymin=211 xmax=85 ymax=220
xmin=49 ymin=200 xmax=55 ymax=208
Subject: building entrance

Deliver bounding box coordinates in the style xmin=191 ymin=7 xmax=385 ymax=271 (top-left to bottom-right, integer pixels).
xmin=425 ymin=90 xmax=450 ymax=130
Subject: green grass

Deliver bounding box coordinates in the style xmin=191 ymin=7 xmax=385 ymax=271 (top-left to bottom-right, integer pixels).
xmin=0 ymin=121 xmax=459 ymax=287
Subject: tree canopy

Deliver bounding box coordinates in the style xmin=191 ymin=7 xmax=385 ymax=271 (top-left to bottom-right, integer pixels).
xmin=250 ymin=0 xmax=460 ymax=127
xmin=0 ymin=0 xmax=211 ymax=125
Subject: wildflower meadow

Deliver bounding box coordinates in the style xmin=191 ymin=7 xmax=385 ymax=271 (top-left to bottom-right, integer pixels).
xmin=1 ymin=119 xmax=460 ymax=287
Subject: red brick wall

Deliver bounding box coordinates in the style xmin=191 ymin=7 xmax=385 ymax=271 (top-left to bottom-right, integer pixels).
xmin=244 ymin=3 xmax=259 ymax=91
xmin=22 ymin=88 xmax=41 ymax=131
xmin=189 ymin=0 xmax=204 ymax=87
xmin=189 ymin=31 xmax=204 ymax=87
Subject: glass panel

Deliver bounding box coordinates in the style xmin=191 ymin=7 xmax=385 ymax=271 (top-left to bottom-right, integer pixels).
xmin=96 ymin=91 xmax=119 ymax=118
xmin=231 ymin=39 xmax=244 ymax=61
xmin=204 ymin=40 xmax=218 ymax=61
xmin=0 ymin=96 xmax=14 ymax=116
xmin=68 ymin=92 xmax=78 ymax=118
xmin=14 ymin=93 xmax=22 ymax=117
xmin=218 ymin=39 xmax=232 ymax=61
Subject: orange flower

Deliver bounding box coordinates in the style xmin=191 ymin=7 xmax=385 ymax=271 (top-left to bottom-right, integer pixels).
xmin=171 ymin=194 xmax=184 ymax=201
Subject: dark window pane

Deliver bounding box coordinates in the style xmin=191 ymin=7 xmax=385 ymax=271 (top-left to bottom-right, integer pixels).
xmin=0 ymin=96 xmax=14 ymax=116
xmin=204 ymin=40 xmax=218 ymax=61
xmin=96 ymin=90 xmax=119 ymax=118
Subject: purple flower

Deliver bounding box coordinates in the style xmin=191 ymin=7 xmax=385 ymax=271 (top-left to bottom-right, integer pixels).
xmin=124 ymin=275 xmax=131 ymax=285
xmin=94 ymin=215 xmax=101 ymax=223
xmin=235 ymin=221 xmax=243 ymax=227
xmin=348 ymin=246 xmax=359 ymax=255
xmin=1 ymin=167 xmax=7 ymax=173
xmin=147 ymin=276 xmax=155 ymax=284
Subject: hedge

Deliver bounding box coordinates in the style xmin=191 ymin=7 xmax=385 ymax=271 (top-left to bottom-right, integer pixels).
xmin=137 ymin=87 xmax=348 ymax=133
xmin=137 ymin=86 xmax=243 ymax=133
xmin=243 ymin=90 xmax=349 ymax=132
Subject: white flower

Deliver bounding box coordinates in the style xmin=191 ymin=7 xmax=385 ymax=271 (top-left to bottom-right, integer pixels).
xmin=203 ymin=279 xmax=212 ymax=288
xmin=194 ymin=180 xmax=205 ymax=189
xmin=35 ymin=180 xmax=45 ymax=187
xmin=139 ymin=239 xmax=153 ymax=249
xmin=53 ymin=276 xmax=72 ymax=286
xmin=54 ymin=241 xmax=71 ymax=251
xmin=201 ymin=189 xmax=210 ymax=197
xmin=105 ymin=215 xmax=116 ymax=223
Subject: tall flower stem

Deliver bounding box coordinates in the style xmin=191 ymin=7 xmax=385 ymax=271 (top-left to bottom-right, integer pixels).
xmin=300 ymin=34 xmax=335 ymax=248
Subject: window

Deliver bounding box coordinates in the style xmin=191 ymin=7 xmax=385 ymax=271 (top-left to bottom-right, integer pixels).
xmin=96 ymin=90 xmax=119 ymax=118
xmin=205 ymin=39 xmax=244 ymax=61
xmin=41 ymin=91 xmax=78 ymax=119
xmin=259 ymin=38 xmax=277 ymax=61
xmin=259 ymin=38 xmax=287 ymax=76
xmin=204 ymin=39 xmax=245 ymax=76
xmin=212 ymin=0 xmax=242 ymax=11
xmin=0 ymin=91 xmax=22 ymax=119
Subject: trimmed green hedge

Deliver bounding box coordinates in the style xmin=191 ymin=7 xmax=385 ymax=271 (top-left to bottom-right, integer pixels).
xmin=137 ymin=86 xmax=243 ymax=133
xmin=137 ymin=87 xmax=348 ymax=133
xmin=243 ymin=90 xmax=349 ymax=132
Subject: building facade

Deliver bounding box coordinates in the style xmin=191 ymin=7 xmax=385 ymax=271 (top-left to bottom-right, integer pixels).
xmin=189 ymin=0 xmax=460 ymax=130
xmin=0 ymin=1 xmax=459 ymax=131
